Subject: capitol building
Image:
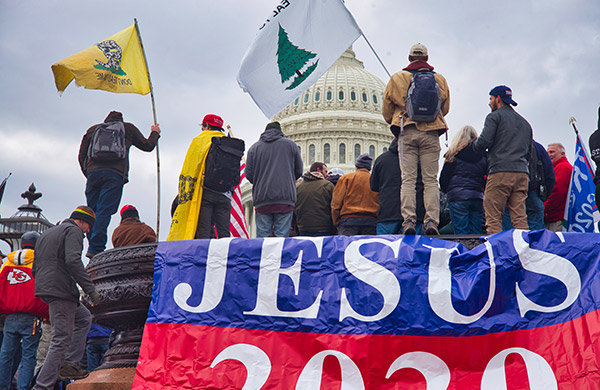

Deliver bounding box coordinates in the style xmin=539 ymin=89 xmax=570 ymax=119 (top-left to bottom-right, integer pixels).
xmin=241 ymin=47 xmax=394 ymax=237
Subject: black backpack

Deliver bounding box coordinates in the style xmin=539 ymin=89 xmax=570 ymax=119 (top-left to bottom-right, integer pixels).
xmin=203 ymin=136 xmax=245 ymax=193
xmin=528 ymin=143 xmax=548 ymax=201
xmin=87 ymin=121 xmax=126 ymax=162
xmin=405 ymin=70 xmax=442 ymax=122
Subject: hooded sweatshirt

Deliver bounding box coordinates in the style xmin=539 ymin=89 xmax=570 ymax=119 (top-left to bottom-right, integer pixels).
xmin=245 ymin=126 xmax=303 ymax=208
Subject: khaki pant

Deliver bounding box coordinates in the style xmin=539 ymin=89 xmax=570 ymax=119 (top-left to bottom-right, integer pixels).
xmin=484 ymin=172 xmax=529 ymax=234
xmin=545 ymin=220 xmax=564 ymax=232
xmin=399 ymin=127 xmax=441 ymax=226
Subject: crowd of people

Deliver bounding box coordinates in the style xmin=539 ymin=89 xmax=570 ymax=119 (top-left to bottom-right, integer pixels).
xmin=0 ymin=205 xmax=155 ymax=389
xmin=1 ymin=42 xmax=598 ymax=389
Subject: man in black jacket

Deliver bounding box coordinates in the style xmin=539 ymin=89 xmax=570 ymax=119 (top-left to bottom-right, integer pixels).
xmin=588 ymin=107 xmax=600 ymax=213
xmin=32 ymin=206 xmax=100 ymax=389
xmin=370 ymin=139 xmax=403 ymax=234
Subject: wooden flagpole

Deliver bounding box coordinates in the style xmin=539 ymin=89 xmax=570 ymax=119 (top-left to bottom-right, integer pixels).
xmin=134 ymin=18 xmax=161 ymax=237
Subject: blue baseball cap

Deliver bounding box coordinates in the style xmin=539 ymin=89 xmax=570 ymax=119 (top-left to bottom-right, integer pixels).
xmin=489 ymin=85 xmax=517 ymax=106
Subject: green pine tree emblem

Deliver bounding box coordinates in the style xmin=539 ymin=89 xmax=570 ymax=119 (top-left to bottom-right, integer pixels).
xmin=276 ymin=24 xmax=319 ymax=90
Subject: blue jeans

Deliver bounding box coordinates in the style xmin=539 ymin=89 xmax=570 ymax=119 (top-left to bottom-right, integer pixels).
xmin=502 ymin=191 xmax=544 ymax=231
xmin=376 ymin=221 xmax=402 ymax=235
xmin=448 ymin=199 xmax=483 ymax=234
xmin=0 ymin=313 xmax=41 ymax=390
xmin=86 ymin=343 xmax=108 ymax=372
xmin=255 ymin=211 xmax=294 ymax=238
xmin=85 ymin=170 xmax=124 ymax=254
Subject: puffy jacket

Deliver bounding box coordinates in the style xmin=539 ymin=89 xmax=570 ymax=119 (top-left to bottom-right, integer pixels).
xmin=331 ymin=169 xmax=379 ymax=226
xmin=33 ymin=219 xmax=95 ymax=302
xmin=531 ymin=140 xmax=555 ymax=199
xmin=78 ymin=112 xmax=159 ymax=183
xmin=439 ymin=145 xmax=487 ymax=203
xmin=544 ymin=156 xmax=573 ymax=223
xmin=295 ymin=172 xmax=335 ymax=234
xmin=0 ymin=249 xmax=49 ymax=319
xmin=472 ymin=105 xmax=532 ymax=174
xmin=370 ymin=138 xmax=402 ymax=223
xmin=382 ymin=60 xmax=450 ymax=133
xmin=245 ymin=128 xmax=303 ymax=208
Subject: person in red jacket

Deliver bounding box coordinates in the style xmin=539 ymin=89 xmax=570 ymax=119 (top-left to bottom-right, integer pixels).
xmin=544 ymin=143 xmax=573 ymax=231
xmin=0 ymin=232 xmax=48 ymax=390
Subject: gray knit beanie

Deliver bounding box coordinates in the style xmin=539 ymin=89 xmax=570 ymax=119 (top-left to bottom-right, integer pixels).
xmin=355 ymin=153 xmax=373 ymax=171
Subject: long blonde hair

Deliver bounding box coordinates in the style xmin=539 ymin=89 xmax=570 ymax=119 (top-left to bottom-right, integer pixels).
xmin=444 ymin=125 xmax=478 ymax=163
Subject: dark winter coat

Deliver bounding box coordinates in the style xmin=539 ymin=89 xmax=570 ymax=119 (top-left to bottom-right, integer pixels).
xmin=531 ymin=140 xmax=555 ymax=198
xmin=589 ymin=108 xmax=600 ymax=184
xmin=245 ymin=127 xmax=303 ymax=208
xmin=78 ymin=111 xmax=159 ymax=183
xmin=439 ymin=145 xmax=487 ymax=203
xmin=33 ymin=219 xmax=95 ymax=303
xmin=370 ymin=138 xmax=402 ymax=223
xmin=295 ymin=172 xmax=335 ymax=234
xmin=472 ymin=105 xmax=532 ymax=174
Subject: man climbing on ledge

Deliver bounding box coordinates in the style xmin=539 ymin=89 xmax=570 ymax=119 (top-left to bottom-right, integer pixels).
xmin=78 ymin=110 xmax=160 ymax=258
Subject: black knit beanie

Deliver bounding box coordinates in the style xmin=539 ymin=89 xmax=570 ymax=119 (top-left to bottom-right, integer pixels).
xmin=70 ymin=206 xmax=96 ymax=227
xmin=265 ymin=122 xmax=281 ymax=131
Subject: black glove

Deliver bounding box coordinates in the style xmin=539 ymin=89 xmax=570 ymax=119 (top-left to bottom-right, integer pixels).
xmin=88 ymin=290 xmax=100 ymax=306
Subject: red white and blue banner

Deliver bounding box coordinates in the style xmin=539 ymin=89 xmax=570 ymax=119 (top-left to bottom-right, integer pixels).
xmin=565 ymin=134 xmax=599 ymax=232
xmin=133 ymin=230 xmax=600 ymax=389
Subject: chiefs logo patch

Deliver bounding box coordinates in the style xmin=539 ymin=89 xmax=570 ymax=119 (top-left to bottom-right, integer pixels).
xmin=7 ymin=269 xmax=31 ymax=285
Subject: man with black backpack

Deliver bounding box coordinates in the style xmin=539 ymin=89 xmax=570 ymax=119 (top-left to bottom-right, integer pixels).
xmin=383 ymin=43 xmax=450 ymax=236
xmin=167 ymin=114 xmax=244 ymax=240
xmin=78 ymin=111 xmax=160 ymax=258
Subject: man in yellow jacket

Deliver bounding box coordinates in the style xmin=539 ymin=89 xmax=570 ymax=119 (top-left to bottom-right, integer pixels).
xmin=382 ymin=43 xmax=450 ymax=236
xmin=331 ymin=154 xmax=379 ymax=235
xmin=168 ymin=114 xmax=228 ymax=241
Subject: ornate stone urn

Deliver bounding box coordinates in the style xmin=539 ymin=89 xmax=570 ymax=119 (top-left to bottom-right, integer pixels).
xmin=83 ymin=242 xmax=157 ymax=369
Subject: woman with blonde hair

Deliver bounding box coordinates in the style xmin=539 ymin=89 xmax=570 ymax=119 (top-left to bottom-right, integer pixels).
xmin=439 ymin=125 xmax=487 ymax=234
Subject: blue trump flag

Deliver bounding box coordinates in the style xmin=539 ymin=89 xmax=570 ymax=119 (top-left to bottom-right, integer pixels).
xmin=564 ymin=134 xmax=599 ymax=232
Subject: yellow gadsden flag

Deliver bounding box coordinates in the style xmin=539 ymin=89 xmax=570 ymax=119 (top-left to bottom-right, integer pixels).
xmin=51 ymin=23 xmax=150 ymax=95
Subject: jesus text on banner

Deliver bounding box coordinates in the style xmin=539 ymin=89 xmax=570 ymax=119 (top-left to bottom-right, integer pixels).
xmin=133 ymin=230 xmax=600 ymax=389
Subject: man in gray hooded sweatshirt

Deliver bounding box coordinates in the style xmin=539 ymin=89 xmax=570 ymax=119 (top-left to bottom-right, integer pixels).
xmin=245 ymin=122 xmax=303 ymax=237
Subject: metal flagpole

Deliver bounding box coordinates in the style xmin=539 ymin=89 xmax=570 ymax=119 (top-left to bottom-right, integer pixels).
xmin=134 ymin=18 xmax=161 ymax=237
xmin=358 ymin=29 xmax=391 ymax=78
xmin=569 ymin=117 xmax=580 ymax=138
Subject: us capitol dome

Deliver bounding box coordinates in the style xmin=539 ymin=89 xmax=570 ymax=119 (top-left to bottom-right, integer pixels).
xmin=241 ymin=47 xmax=394 ymax=237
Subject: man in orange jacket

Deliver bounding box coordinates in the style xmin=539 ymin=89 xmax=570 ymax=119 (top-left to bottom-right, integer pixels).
xmin=331 ymin=154 xmax=379 ymax=235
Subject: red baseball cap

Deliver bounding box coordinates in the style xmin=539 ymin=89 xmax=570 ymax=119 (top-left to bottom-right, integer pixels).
xmin=120 ymin=204 xmax=137 ymax=217
xmin=203 ymin=114 xmax=224 ymax=129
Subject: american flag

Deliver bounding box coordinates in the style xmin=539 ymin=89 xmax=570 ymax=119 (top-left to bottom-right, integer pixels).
xmin=230 ymin=161 xmax=249 ymax=238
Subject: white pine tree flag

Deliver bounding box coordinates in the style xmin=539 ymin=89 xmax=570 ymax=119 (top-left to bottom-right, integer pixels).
xmin=237 ymin=0 xmax=361 ymax=119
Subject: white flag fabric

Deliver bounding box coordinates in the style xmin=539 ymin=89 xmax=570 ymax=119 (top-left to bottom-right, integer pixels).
xmin=237 ymin=0 xmax=361 ymax=119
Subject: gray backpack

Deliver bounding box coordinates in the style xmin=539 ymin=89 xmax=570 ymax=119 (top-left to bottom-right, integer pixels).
xmin=87 ymin=121 xmax=126 ymax=162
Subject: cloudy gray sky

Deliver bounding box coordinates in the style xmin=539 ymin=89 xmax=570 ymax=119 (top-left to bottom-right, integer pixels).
xmin=1 ymin=0 xmax=599 ymax=252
